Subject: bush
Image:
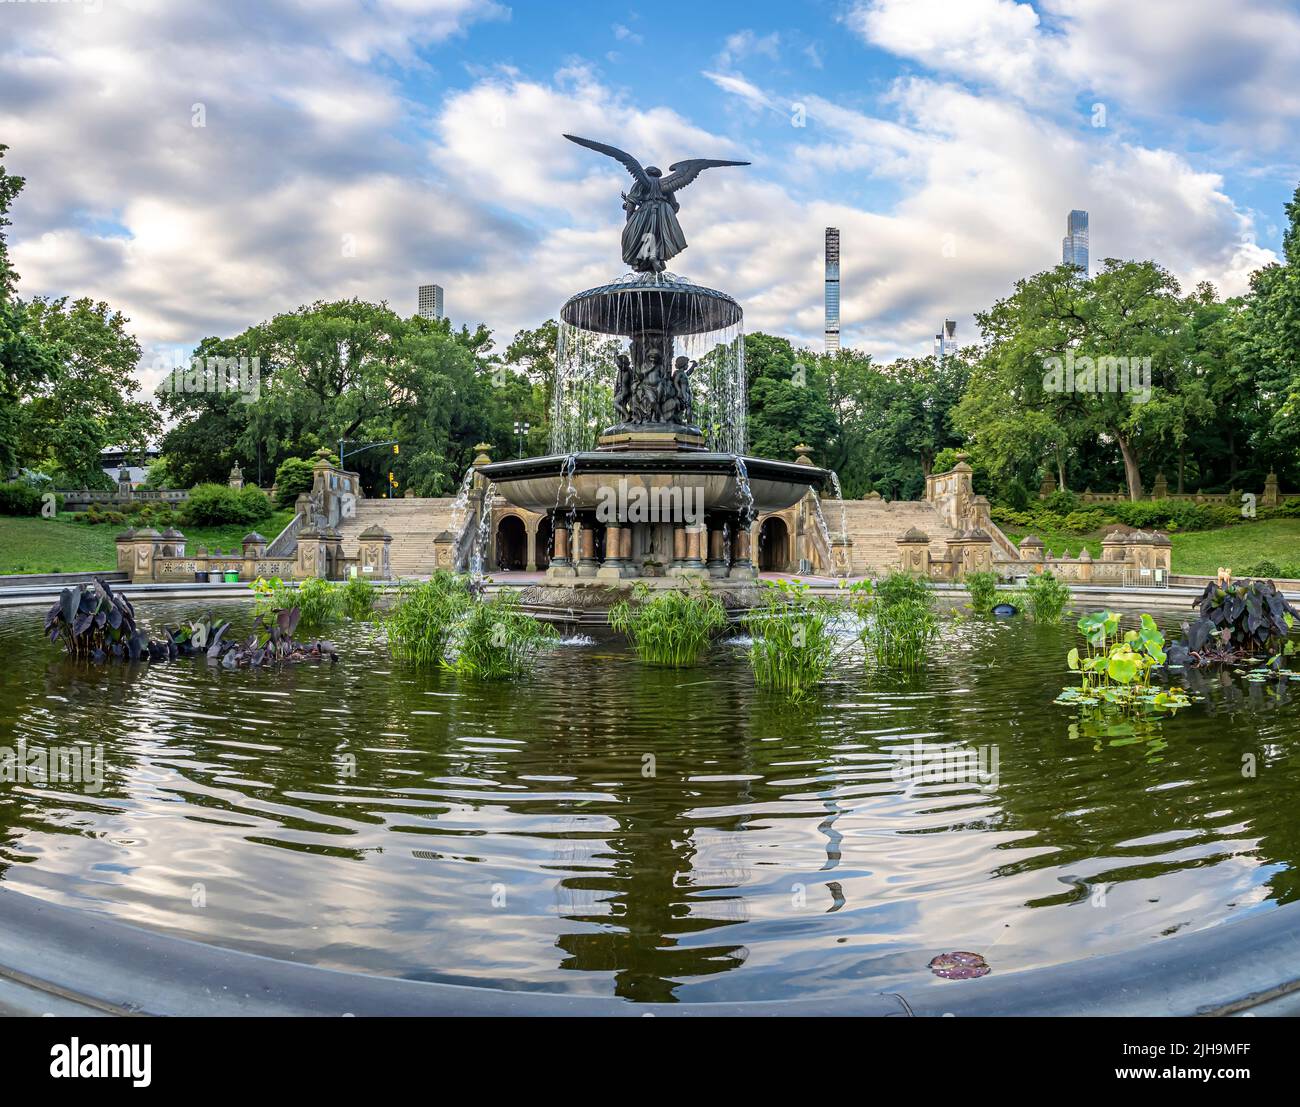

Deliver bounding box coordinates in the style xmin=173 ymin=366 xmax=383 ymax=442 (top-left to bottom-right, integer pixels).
xmin=1108 ymin=498 xmax=1232 ymax=532
xmin=608 ymin=582 xmax=727 ymax=667
xmin=1240 ymin=559 xmax=1300 ymax=581
xmin=999 ymin=478 xmax=1032 ymax=512
xmin=273 ymin=457 xmax=316 ymax=508
xmin=295 ymin=577 xmax=342 ymax=630
xmin=1018 ymin=570 xmax=1072 ymax=623
xmin=964 ymin=570 xmax=1000 ymax=614
xmin=1041 ymin=489 xmax=1080 ymax=514
xmin=0 ymin=481 xmax=45 ymax=516
xmin=184 ymin=483 xmax=272 ymax=526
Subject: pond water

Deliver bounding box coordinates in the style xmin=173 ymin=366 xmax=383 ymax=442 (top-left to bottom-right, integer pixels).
xmin=1 ymin=598 xmax=1297 ymax=1003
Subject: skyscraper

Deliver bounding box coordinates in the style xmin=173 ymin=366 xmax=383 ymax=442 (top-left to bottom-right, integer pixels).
xmin=1062 ymin=210 xmax=1089 ymax=274
xmin=824 ymin=227 xmax=840 ymax=352
xmin=933 ymin=318 xmax=956 ymax=362
xmin=417 ymin=284 xmax=445 ymax=321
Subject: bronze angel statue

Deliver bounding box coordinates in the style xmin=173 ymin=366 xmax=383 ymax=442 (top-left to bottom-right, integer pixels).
xmin=564 ymin=134 xmax=749 ymax=273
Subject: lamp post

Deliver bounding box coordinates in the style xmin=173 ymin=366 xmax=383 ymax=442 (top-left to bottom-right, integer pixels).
xmin=513 ymin=420 xmax=530 ymax=459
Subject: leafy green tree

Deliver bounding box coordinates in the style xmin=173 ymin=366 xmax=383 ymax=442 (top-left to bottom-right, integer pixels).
xmin=17 ymin=297 xmax=159 ymax=486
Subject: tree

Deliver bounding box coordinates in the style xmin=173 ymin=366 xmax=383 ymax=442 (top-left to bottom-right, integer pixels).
xmin=958 ymin=261 xmax=1197 ymax=500
xmin=17 ymin=297 xmax=159 ymax=486
xmin=744 ymin=333 xmax=835 ymax=462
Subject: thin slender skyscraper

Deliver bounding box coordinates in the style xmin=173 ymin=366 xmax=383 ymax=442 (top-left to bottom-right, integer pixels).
xmin=933 ymin=318 xmax=956 ymax=362
xmin=824 ymin=228 xmax=840 ymax=351
xmin=1062 ymin=210 xmax=1089 ymax=274
xmin=417 ymin=283 xmax=445 ymax=321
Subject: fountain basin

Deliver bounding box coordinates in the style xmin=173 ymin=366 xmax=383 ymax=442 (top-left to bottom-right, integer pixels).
xmin=561 ymin=272 xmax=741 ymax=335
xmin=480 ymin=452 xmax=827 ymax=516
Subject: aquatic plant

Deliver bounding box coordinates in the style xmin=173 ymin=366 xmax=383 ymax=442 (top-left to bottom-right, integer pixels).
xmin=608 ymin=582 xmax=727 ymax=667
xmin=1057 ymin=611 xmax=1191 ymax=716
xmin=250 ymin=575 xmax=293 ymax=620
xmin=963 ymin=570 xmax=1000 ymax=614
xmin=295 ymin=576 xmax=343 ymax=630
xmin=45 ymin=582 xmax=336 ymax=667
xmin=744 ymin=579 xmax=846 ymax=700
xmin=341 ymin=573 xmax=377 ymax=620
xmin=45 ymin=579 xmax=152 ymax=661
xmin=444 ymin=591 xmax=558 ymax=680
xmin=1166 ymin=579 xmax=1299 ymax=672
xmin=1018 ymin=570 xmax=1071 ymax=623
xmin=384 ymin=572 xmax=474 ymax=665
xmin=854 ymin=572 xmax=938 ymax=670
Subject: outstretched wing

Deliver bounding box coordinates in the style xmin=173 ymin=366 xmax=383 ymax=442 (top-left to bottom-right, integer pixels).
xmin=564 ymin=134 xmax=650 ymax=190
xmin=660 ymin=158 xmax=750 ymax=195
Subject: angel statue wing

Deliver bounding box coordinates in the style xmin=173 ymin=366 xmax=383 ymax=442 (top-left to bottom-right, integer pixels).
xmin=661 ymin=158 xmax=750 ymax=195
xmin=563 ymin=134 xmax=650 ymax=190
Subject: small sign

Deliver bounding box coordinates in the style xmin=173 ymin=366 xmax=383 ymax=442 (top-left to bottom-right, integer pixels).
xmin=362 ymin=565 xmax=374 ymax=573
xmin=1155 ymin=569 xmax=1164 ymax=582
xmin=1140 ymin=568 xmax=1151 ymax=577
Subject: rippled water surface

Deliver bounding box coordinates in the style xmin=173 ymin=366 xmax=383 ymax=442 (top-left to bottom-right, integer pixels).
xmin=1 ymin=599 xmax=1298 ymax=1003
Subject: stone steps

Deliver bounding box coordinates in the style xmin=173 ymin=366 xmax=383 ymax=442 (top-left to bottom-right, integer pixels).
xmin=822 ymin=498 xmax=957 ymax=573
xmin=335 ymin=498 xmax=464 ymax=577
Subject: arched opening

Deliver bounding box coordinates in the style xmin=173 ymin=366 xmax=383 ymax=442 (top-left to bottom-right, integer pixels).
xmin=535 ymin=516 xmax=552 ymax=570
xmin=758 ymin=516 xmax=790 ymax=572
xmin=495 ymin=515 xmax=527 ymax=571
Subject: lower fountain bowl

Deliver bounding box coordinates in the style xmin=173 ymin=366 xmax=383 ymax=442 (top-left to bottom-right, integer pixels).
xmin=478 ymin=451 xmax=827 ymax=516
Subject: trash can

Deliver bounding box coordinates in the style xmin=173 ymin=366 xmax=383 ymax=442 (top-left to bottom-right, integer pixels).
xmin=193 ymin=571 xmax=207 ymax=582
xmin=207 ymin=570 xmax=224 ymax=583
xmin=223 ymin=570 xmax=239 ymax=583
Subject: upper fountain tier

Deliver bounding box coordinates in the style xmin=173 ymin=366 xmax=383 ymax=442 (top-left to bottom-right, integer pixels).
xmin=561 ymin=271 xmax=741 ymax=337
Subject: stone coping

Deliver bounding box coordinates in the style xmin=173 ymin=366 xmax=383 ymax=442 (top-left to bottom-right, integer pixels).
xmin=0 ymin=885 xmax=1297 ymax=1016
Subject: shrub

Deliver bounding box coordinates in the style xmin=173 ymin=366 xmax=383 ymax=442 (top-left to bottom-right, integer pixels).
xmin=273 ymin=457 xmax=316 ymax=508
xmin=999 ymin=477 xmax=1032 ymax=512
xmin=184 ymin=483 xmax=272 ymax=526
xmin=608 ymin=582 xmax=726 ymax=667
xmin=0 ymin=481 xmax=43 ymax=516
xmin=1042 ymin=489 xmax=1081 ymax=514
xmin=1240 ymin=559 xmax=1300 ymax=580
xmin=964 ymin=570 xmax=1000 ymax=614
xmin=745 ymin=579 xmax=844 ymax=699
xmin=1061 ymin=509 xmax=1107 ymax=532
xmin=1018 ymin=570 xmax=1071 ymax=622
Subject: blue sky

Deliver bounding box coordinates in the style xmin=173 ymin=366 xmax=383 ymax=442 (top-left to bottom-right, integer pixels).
xmin=3 ymin=0 xmax=1298 ymax=388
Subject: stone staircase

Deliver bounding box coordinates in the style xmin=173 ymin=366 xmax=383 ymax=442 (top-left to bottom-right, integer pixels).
xmin=824 ymin=498 xmax=959 ymax=576
xmin=335 ymin=498 xmax=465 ymax=578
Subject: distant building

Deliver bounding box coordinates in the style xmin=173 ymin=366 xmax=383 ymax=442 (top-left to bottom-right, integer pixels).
xmin=1062 ymin=210 xmax=1089 ymax=274
xmin=418 ymin=284 xmax=445 ymax=321
xmin=824 ymin=228 xmax=840 ymax=351
xmin=933 ymin=318 xmax=956 ymax=362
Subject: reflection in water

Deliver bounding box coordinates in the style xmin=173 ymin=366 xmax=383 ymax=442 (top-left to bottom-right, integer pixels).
xmin=1 ymin=601 xmax=1298 ymax=1002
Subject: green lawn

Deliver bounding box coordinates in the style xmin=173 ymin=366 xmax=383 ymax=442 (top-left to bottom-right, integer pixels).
xmin=0 ymin=511 xmax=295 ymax=574
xmin=1000 ymin=517 xmax=1300 ymax=577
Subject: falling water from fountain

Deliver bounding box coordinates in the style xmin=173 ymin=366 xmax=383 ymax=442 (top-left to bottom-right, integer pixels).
xmin=827 ymin=471 xmax=848 ymax=542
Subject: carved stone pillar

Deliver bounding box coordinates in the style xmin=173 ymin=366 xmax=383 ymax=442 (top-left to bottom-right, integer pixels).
xmin=707 ymin=525 xmax=728 ymax=577
xmin=576 ymin=521 xmax=598 ymax=577
xmin=730 ymin=524 xmax=755 ymax=579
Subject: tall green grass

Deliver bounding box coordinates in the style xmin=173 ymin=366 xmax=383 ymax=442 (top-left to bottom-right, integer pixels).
xmin=384 ymin=572 xmax=473 ymax=665
xmin=385 ymin=573 xmax=555 ymax=678
xmin=855 ymin=571 xmax=938 ymax=670
xmin=608 ymin=582 xmax=726 ymax=667
xmin=744 ymin=579 xmax=845 ymax=700
xmin=1018 ymin=570 xmax=1072 ymax=623
xmin=341 ymin=573 xmax=377 ymax=619
xmin=445 ymin=591 xmax=558 ymax=679
xmin=964 ymin=570 xmax=1000 ymax=614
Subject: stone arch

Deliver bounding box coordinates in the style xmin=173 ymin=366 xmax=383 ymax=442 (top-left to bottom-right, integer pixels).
xmin=495 ymin=513 xmax=528 ymax=571
xmin=758 ymin=515 xmax=791 ymax=572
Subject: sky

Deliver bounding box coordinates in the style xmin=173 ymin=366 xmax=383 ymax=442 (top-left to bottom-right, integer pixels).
xmin=3 ymin=0 xmax=1299 ymax=395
